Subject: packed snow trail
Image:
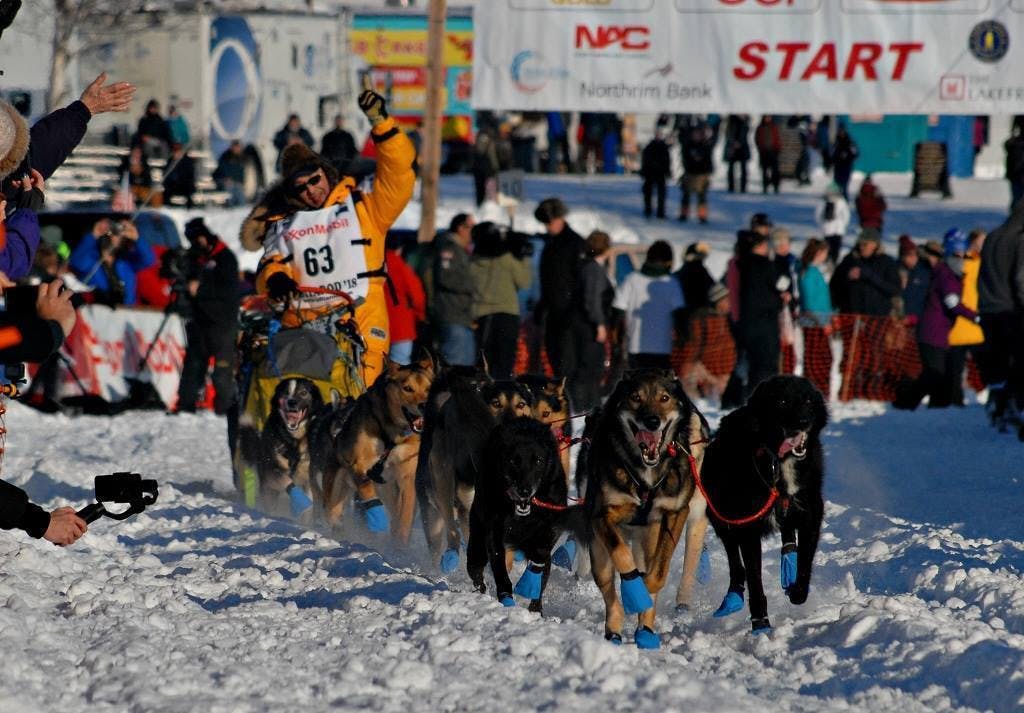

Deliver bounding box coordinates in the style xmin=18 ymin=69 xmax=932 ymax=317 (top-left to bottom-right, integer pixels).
xmin=1 ymin=399 xmax=1022 ymax=713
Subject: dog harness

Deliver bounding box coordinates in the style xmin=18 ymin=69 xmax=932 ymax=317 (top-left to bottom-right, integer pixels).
xmin=691 ymin=443 xmax=796 ymax=527
xmin=615 ymin=437 xmax=708 ymax=526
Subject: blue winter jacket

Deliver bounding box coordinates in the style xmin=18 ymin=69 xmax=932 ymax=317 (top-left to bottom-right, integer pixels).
xmin=799 ymin=264 xmax=833 ymax=326
xmin=69 ymin=232 xmax=155 ymax=305
xmin=0 ymin=209 xmax=42 ymax=280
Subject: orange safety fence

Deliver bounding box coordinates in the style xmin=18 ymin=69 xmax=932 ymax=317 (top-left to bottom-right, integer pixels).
xmin=671 ymin=313 xmax=737 ymax=401
xmin=511 ymin=313 xmax=987 ymax=403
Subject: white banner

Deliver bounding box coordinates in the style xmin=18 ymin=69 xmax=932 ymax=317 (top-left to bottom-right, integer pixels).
xmin=57 ymin=305 xmax=187 ymax=408
xmin=472 ymin=0 xmax=1024 ymax=114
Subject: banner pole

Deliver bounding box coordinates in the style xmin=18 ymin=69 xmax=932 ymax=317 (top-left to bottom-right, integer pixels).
xmin=417 ymin=0 xmax=447 ymax=245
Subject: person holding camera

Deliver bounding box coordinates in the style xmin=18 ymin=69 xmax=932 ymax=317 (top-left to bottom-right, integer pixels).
xmin=69 ymin=218 xmax=155 ymax=306
xmin=175 ymin=219 xmax=240 ymax=415
xmin=470 ymin=221 xmax=533 ymax=380
xmin=1 ymin=480 xmax=87 ymax=546
xmin=0 ymin=99 xmax=47 ymax=281
xmin=0 ymin=216 xmax=86 ymax=544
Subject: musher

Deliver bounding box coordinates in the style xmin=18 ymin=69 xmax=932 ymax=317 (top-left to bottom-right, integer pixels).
xmin=240 ymin=77 xmax=416 ymax=388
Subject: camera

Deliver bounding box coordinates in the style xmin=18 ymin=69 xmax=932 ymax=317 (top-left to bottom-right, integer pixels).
xmin=77 ymin=472 xmax=159 ymax=524
xmin=471 ymin=221 xmax=536 ymax=259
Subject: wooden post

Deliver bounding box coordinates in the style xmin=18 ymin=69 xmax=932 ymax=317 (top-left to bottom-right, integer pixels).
xmin=417 ymin=0 xmax=447 ymax=244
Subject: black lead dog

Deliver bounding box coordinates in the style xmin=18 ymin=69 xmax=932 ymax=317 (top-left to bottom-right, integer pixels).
xmin=467 ymin=416 xmax=577 ymax=615
xmin=700 ymin=375 xmax=828 ymax=634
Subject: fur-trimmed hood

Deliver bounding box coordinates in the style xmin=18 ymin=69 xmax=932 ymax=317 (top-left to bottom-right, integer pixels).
xmin=238 ymin=158 xmax=343 ymax=253
xmin=0 ymin=100 xmax=29 ymax=181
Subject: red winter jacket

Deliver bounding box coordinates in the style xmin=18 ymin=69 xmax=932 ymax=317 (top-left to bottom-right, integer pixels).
xmin=855 ymin=181 xmax=887 ymax=230
xmin=385 ymin=249 xmax=426 ymax=343
xmin=136 ymin=244 xmax=174 ymax=309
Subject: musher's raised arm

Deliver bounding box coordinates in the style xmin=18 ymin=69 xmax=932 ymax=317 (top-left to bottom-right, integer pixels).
xmin=357 ymin=75 xmax=417 ymax=237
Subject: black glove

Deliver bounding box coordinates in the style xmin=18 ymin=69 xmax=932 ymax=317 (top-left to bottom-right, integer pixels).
xmin=358 ymin=75 xmax=388 ymax=127
xmin=266 ymin=273 xmax=298 ymax=301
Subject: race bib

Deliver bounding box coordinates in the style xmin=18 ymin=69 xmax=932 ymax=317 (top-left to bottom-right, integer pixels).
xmin=265 ymin=197 xmax=371 ymax=308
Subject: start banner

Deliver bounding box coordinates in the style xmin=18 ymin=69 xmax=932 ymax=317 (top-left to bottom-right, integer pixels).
xmin=58 ymin=305 xmax=187 ymax=408
xmin=472 ymin=0 xmax=1024 ymax=114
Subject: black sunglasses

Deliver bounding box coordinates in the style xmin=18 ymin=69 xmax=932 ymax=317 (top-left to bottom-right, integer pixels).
xmin=291 ymin=173 xmax=323 ymax=195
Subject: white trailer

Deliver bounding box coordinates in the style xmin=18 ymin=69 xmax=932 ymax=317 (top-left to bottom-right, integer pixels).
xmin=78 ymin=10 xmax=365 ymax=192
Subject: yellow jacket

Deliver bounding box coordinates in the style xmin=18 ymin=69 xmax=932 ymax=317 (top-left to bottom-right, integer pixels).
xmin=240 ymin=117 xmax=416 ymax=385
xmin=949 ymin=253 xmax=984 ymax=346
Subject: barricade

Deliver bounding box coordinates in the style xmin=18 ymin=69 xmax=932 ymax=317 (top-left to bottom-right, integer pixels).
xmin=56 ymin=305 xmax=187 ymax=408
xmin=511 ymin=312 xmax=986 ymax=404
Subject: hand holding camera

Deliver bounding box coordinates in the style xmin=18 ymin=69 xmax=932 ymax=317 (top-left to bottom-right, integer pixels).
xmin=8 ymin=168 xmax=44 ymax=194
xmin=35 ymin=279 xmax=77 ymax=338
xmin=43 ymin=507 xmax=88 ymax=546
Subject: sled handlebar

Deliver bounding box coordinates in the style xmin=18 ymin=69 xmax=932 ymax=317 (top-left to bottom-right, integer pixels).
xmin=296 ymin=286 xmax=355 ymax=304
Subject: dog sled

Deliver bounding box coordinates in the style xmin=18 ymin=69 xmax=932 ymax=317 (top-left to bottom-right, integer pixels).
xmin=233 ymin=288 xmax=367 ymax=506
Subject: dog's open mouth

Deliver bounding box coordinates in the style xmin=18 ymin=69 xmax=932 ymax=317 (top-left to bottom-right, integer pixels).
xmin=506 ymin=486 xmax=533 ymax=517
xmin=628 ymin=421 xmax=665 ymax=467
xmin=280 ymin=407 xmax=307 ymax=432
xmin=779 ymin=431 xmax=808 ymax=459
xmin=403 ymin=407 xmax=425 ymax=434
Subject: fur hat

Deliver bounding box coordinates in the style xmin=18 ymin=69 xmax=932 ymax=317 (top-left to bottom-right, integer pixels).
xmin=0 ymin=99 xmax=29 ymax=181
xmin=279 ymin=142 xmax=324 ymax=181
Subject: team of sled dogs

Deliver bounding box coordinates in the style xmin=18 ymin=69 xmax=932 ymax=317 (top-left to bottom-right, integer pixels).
xmin=237 ymin=353 xmax=828 ymax=648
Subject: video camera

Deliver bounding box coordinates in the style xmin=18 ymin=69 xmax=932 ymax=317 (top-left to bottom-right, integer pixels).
xmin=76 ymin=472 xmax=159 ymax=525
xmin=471 ymin=221 xmax=535 ymax=260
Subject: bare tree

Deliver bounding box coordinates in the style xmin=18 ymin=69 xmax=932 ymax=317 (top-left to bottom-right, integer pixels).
xmin=16 ymin=0 xmax=153 ymax=111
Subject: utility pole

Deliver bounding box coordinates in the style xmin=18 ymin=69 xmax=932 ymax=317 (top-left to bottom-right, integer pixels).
xmin=417 ymin=0 xmax=446 ymax=244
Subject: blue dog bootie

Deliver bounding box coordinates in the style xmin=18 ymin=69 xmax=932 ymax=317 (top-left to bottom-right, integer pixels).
xmin=286 ymin=484 xmax=313 ymax=517
xmin=780 ymin=544 xmax=798 ymax=591
xmin=713 ymin=590 xmax=744 ymax=618
xmin=440 ymin=548 xmax=460 ymax=574
xmin=696 ymin=546 xmax=712 ymax=585
xmin=359 ymin=498 xmax=389 ymax=533
xmin=552 ymin=539 xmax=577 ymax=570
xmin=751 ymin=617 xmax=773 ymax=636
xmin=513 ymin=549 xmax=526 ymax=563
xmin=634 ymin=626 xmax=661 ymax=650
xmin=499 ymin=594 xmax=515 ymax=607
xmin=619 ymin=570 xmax=654 ymax=614
xmin=514 ymin=562 xmax=545 ymax=599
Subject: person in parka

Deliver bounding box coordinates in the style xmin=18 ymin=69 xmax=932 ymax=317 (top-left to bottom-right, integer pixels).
xmin=239 ymin=78 xmax=415 ymax=388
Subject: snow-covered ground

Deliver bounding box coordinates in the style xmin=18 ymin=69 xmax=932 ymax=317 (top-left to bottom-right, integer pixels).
xmin=3 ymin=173 xmax=1022 ymax=713
xmin=1 ymin=397 xmax=1021 ymax=713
